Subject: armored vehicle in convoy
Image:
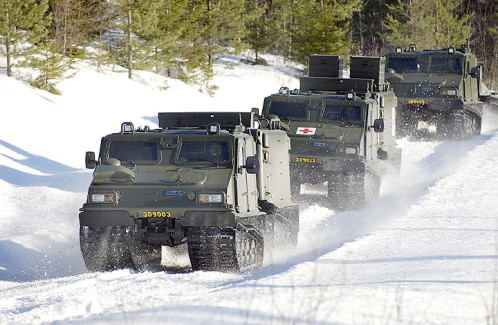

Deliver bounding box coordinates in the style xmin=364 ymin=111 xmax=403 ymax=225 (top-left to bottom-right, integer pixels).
xmin=385 ymin=45 xmax=494 ymax=138
xmin=261 ymin=55 xmax=401 ymax=210
xmin=79 ymin=112 xmax=299 ymax=272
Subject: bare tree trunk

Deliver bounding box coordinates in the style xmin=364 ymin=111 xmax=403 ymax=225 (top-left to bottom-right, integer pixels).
xmin=5 ymin=11 xmax=11 ymax=77
xmin=127 ymin=7 xmax=132 ymax=79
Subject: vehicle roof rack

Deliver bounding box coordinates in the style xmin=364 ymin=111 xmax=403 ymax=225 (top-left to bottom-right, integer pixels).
xmin=300 ymin=77 xmax=374 ymax=93
xmin=158 ymin=112 xmax=254 ymax=129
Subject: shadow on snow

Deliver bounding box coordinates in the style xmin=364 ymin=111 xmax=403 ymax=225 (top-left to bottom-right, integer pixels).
xmin=0 ymin=139 xmax=91 ymax=192
xmin=238 ymin=133 xmax=495 ymax=284
xmin=0 ymin=240 xmax=86 ymax=282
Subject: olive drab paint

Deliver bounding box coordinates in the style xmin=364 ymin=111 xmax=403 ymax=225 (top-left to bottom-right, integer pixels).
xmin=385 ymin=46 xmax=497 ymax=139
xmin=261 ymin=55 xmax=402 ymax=210
xmin=79 ymin=112 xmax=299 ymax=273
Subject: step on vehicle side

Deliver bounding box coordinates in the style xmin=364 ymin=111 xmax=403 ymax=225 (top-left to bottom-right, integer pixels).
xmin=79 ymin=112 xmax=299 ymax=272
xmin=384 ymin=45 xmax=496 ymax=139
xmin=261 ymin=55 xmax=401 ymax=210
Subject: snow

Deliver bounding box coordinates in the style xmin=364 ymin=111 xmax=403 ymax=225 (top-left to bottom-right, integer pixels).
xmin=2 ymin=53 xmax=498 ymax=324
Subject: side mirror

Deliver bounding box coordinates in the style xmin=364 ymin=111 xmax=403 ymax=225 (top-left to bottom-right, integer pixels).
xmin=244 ymin=156 xmax=260 ymax=174
xmin=373 ymin=119 xmax=384 ymax=132
xmin=85 ymin=151 xmax=97 ymax=169
xmin=470 ymin=66 xmax=481 ymax=79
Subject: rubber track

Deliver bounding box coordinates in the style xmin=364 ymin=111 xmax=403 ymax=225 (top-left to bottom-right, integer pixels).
xmin=80 ymin=226 xmax=135 ymax=272
xmin=187 ymin=224 xmax=263 ymax=272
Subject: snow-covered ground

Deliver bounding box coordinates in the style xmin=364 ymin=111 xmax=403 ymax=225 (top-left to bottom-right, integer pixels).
xmin=2 ymin=54 xmax=498 ymax=324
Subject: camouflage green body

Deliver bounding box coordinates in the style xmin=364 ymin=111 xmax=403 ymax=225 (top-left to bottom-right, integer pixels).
xmin=79 ymin=113 xmax=298 ymax=272
xmin=261 ymin=56 xmax=401 ymax=209
xmin=385 ymin=47 xmax=486 ymax=138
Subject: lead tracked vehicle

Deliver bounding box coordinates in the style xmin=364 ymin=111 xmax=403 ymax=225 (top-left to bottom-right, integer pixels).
xmin=79 ymin=112 xmax=299 ymax=272
xmin=385 ymin=45 xmax=495 ymax=139
xmin=261 ymin=55 xmax=401 ymax=210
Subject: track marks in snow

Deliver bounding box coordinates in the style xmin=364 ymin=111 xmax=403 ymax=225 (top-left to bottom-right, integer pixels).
xmin=265 ymin=133 xmax=495 ymax=276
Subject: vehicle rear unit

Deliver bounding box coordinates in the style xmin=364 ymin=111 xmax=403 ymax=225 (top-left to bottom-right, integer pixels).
xmin=385 ymin=45 xmax=494 ymax=139
xmin=261 ymin=55 xmax=401 ymax=210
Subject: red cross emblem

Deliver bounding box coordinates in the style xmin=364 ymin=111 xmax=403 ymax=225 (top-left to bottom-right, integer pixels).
xmin=296 ymin=127 xmax=316 ymax=135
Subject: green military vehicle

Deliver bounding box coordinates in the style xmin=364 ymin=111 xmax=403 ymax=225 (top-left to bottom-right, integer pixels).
xmin=261 ymin=55 xmax=401 ymax=210
xmin=79 ymin=112 xmax=299 ymax=272
xmin=385 ymin=45 xmax=495 ymax=138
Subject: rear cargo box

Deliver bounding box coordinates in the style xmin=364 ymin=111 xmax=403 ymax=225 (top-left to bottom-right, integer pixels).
xmin=308 ymin=55 xmax=343 ymax=78
xmin=350 ymin=56 xmax=386 ymax=86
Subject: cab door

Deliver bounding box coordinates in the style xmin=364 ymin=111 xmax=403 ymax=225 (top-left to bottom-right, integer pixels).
xmin=235 ymin=138 xmax=258 ymax=213
xmin=366 ymin=104 xmax=380 ymax=160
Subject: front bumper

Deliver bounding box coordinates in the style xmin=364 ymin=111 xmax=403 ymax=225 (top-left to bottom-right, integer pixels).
xmin=290 ymin=158 xmax=365 ymax=183
xmin=79 ymin=209 xmax=237 ymax=246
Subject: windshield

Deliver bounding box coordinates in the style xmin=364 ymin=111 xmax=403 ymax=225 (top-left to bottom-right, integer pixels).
xmin=177 ymin=141 xmax=230 ymax=164
xmin=429 ymin=57 xmax=461 ymax=73
xmin=108 ymin=141 xmax=158 ymax=163
xmin=268 ymin=101 xmax=308 ymax=119
xmin=386 ymin=58 xmax=419 ymax=72
xmin=322 ymin=104 xmax=363 ymax=124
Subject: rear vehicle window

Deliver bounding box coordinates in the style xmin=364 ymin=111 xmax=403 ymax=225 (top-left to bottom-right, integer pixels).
xmin=178 ymin=141 xmax=230 ymax=163
xmin=322 ymin=105 xmax=362 ymax=123
xmin=108 ymin=141 xmax=158 ymax=162
xmin=268 ymin=101 xmax=308 ymax=119
xmin=386 ymin=58 xmax=419 ymax=72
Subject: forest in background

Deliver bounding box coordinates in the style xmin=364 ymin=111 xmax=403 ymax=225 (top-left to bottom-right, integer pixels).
xmin=0 ymin=0 xmax=496 ymax=94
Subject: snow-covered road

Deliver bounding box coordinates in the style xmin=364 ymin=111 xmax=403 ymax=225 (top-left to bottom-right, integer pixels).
xmin=2 ymin=55 xmax=498 ymax=324
xmin=2 ymin=132 xmax=498 ymax=324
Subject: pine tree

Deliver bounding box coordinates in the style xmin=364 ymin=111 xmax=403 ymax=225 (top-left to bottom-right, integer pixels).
xmin=487 ymin=13 xmax=498 ymax=89
xmin=290 ymin=0 xmax=361 ymax=65
xmin=28 ymin=41 xmax=73 ymax=94
xmin=352 ymin=0 xmax=398 ymax=55
xmin=112 ymin=0 xmax=138 ymax=79
xmin=458 ymin=0 xmax=497 ymax=89
xmin=132 ymin=0 xmax=188 ymax=76
xmin=243 ymin=0 xmax=277 ymax=64
xmin=87 ymin=1 xmax=115 ymax=70
xmin=49 ymin=0 xmax=109 ymax=57
xmin=178 ymin=0 xmax=249 ymax=93
xmin=384 ymin=0 xmax=472 ymax=50
xmin=263 ymin=0 xmax=297 ymax=60
xmin=0 ymin=0 xmax=51 ymax=77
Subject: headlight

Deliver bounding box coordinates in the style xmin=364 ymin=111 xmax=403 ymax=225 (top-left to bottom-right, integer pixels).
xmin=198 ymin=193 xmax=224 ymax=203
xmin=89 ymin=193 xmax=116 ymax=204
xmin=337 ymin=147 xmax=357 ymax=154
xmin=441 ymin=89 xmax=457 ymax=96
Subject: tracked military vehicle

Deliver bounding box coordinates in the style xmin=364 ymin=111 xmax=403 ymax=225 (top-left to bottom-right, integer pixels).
xmin=79 ymin=112 xmax=299 ymax=272
xmin=385 ymin=45 xmax=493 ymax=139
xmin=261 ymin=55 xmax=401 ymax=210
